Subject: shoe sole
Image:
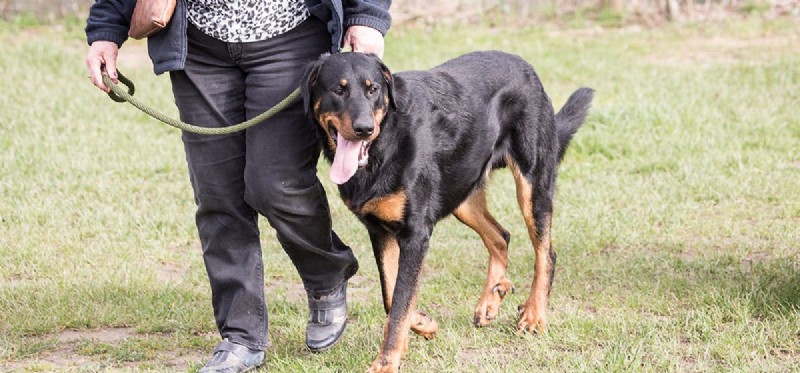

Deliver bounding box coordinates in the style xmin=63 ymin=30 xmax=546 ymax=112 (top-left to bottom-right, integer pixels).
xmin=307 ymin=323 xmax=347 ymax=353
xmin=200 ymin=364 xmax=262 ymax=373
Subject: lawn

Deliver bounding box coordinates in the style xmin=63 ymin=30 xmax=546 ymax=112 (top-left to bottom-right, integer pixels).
xmin=1 ymin=16 xmax=798 ymax=372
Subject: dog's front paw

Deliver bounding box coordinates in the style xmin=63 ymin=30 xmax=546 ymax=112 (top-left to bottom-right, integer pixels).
xmin=516 ymin=303 xmax=547 ymax=335
xmin=410 ymin=310 xmax=438 ymax=340
xmin=366 ymin=356 xmax=399 ymax=373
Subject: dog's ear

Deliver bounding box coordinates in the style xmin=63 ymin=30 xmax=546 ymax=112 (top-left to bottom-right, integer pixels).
xmin=371 ymin=54 xmax=397 ymax=111
xmin=302 ymin=53 xmax=329 ymax=116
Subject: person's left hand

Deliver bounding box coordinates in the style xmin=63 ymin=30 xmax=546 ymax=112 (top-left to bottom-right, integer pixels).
xmin=343 ymin=25 xmax=384 ymax=58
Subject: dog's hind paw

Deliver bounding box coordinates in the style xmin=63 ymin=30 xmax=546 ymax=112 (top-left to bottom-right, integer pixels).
xmin=473 ymin=278 xmax=515 ymax=327
xmin=410 ymin=310 xmax=438 ymax=340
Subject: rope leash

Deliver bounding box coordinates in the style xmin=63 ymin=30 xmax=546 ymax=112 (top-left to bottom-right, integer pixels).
xmin=103 ymin=70 xmax=301 ymax=135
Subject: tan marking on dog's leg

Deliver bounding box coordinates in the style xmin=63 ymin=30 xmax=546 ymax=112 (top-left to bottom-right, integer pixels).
xmin=517 ymin=215 xmax=552 ymax=335
xmin=454 ymin=187 xmax=514 ymax=327
xmin=368 ymin=297 xmax=416 ymax=373
xmin=507 ymin=157 xmax=553 ymax=335
xmin=379 ymin=236 xmax=399 ymax=312
xmin=377 ymin=236 xmax=438 ymax=340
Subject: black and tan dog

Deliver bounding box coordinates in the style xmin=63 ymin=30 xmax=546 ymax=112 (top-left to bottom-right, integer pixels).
xmin=302 ymin=51 xmax=593 ymax=372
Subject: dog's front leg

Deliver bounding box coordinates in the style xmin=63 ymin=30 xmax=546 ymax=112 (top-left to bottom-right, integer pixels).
xmin=367 ymin=226 xmax=431 ymax=373
xmin=370 ymin=229 xmax=399 ymax=314
xmin=370 ymin=229 xmax=439 ymax=341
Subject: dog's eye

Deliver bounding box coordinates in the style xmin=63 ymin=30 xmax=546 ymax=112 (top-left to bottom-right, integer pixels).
xmin=333 ymin=87 xmax=345 ymax=96
xmin=367 ymin=85 xmax=379 ymax=95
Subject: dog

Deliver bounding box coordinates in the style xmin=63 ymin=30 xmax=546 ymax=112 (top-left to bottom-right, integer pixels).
xmin=302 ymin=51 xmax=593 ymax=372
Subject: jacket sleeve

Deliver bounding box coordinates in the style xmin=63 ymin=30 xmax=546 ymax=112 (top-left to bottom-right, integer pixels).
xmin=85 ymin=0 xmax=136 ymax=47
xmin=342 ymin=0 xmax=392 ymax=35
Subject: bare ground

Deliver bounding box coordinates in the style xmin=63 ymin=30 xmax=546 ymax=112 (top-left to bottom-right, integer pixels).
xmin=4 ymin=328 xmax=210 ymax=372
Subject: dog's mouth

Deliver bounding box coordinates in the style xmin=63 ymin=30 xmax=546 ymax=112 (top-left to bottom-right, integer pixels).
xmin=329 ymin=124 xmax=371 ymax=185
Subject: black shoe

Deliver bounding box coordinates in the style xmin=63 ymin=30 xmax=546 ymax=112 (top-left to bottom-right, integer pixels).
xmin=199 ymin=340 xmax=265 ymax=373
xmin=306 ymin=282 xmax=348 ymax=352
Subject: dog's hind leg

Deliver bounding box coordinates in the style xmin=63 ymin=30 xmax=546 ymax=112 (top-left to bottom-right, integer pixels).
xmin=507 ymin=155 xmax=557 ymax=335
xmin=370 ymin=231 xmax=438 ymax=341
xmin=453 ymin=187 xmax=515 ymax=327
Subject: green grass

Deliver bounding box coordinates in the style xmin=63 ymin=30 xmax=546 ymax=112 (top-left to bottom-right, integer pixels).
xmin=2 ymin=17 xmax=799 ymax=372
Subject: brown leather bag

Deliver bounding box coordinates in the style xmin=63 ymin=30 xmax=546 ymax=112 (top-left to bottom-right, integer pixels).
xmin=128 ymin=0 xmax=177 ymax=40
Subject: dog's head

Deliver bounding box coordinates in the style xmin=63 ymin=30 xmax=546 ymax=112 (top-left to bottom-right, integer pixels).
xmin=302 ymin=52 xmax=396 ymax=185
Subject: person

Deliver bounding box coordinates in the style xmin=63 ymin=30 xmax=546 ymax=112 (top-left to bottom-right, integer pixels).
xmin=85 ymin=1 xmax=391 ymax=371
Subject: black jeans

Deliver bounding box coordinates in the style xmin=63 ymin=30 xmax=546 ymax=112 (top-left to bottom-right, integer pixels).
xmin=170 ymin=18 xmax=358 ymax=351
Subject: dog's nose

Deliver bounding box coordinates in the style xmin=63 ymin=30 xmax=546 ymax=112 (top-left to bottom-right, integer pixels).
xmin=353 ymin=123 xmax=374 ymax=138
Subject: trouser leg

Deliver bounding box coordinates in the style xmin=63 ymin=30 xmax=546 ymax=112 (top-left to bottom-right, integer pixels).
xmin=170 ymin=19 xmax=358 ymax=351
xmin=239 ymin=18 xmax=358 ymax=294
xmin=171 ymin=24 xmax=267 ymax=350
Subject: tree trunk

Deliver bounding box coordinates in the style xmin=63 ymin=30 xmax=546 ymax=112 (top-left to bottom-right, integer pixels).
xmin=666 ymin=0 xmax=681 ymax=20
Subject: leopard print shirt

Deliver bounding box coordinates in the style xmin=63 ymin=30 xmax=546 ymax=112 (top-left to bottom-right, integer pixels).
xmin=187 ymin=0 xmax=310 ymax=43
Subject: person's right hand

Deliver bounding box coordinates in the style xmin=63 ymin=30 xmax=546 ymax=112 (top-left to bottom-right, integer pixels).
xmin=86 ymin=41 xmax=119 ymax=93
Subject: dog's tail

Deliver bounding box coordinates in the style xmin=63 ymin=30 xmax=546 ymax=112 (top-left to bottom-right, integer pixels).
xmin=555 ymin=87 xmax=594 ymax=162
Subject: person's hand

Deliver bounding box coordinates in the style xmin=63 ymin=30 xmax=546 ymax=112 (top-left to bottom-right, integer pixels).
xmin=343 ymin=25 xmax=384 ymax=58
xmin=86 ymin=40 xmax=119 ymax=93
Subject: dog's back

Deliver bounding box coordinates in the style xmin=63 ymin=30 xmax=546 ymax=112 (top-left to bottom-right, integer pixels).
xmin=395 ymin=51 xmax=551 ymax=122
xmin=380 ymin=51 xmax=581 ymax=214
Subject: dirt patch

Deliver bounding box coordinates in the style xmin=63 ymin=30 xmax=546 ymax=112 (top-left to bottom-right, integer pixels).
xmin=158 ymin=240 xmax=199 ymax=284
xmin=263 ymin=278 xmax=306 ymax=305
xmin=263 ymin=273 xmax=378 ymax=306
xmin=741 ymin=251 xmax=772 ymax=265
xmin=7 ymin=350 xmax=206 ymax=372
xmin=348 ymin=274 xmax=378 ymax=304
xmin=6 ymin=328 xmax=209 ymax=371
xmin=57 ymin=327 xmax=136 ymax=343
xmin=779 ymin=160 xmax=800 ymax=170
xmin=4 ymin=346 xmax=97 ymax=371
xmin=158 ymin=261 xmax=189 ymax=284
xmin=456 ymin=345 xmax=529 ymax=367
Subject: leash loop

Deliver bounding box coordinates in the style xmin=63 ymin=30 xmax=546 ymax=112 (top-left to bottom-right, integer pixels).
xmin=107 ymin=72 xmax=135 ymax=103
xmin=102 ymin=70 xmax=301 ymax=135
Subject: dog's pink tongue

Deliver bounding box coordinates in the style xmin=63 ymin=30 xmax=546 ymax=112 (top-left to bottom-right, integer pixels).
xmin=330 ymin=133 xmax=363 ymax=185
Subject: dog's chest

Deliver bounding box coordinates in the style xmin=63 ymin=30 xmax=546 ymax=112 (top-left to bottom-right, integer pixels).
xmin=343 ymin=189 xmax=407 ymax=224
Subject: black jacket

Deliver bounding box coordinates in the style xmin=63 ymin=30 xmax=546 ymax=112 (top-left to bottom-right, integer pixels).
xmin=85 ymin=0 xmax=392 ymax=75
